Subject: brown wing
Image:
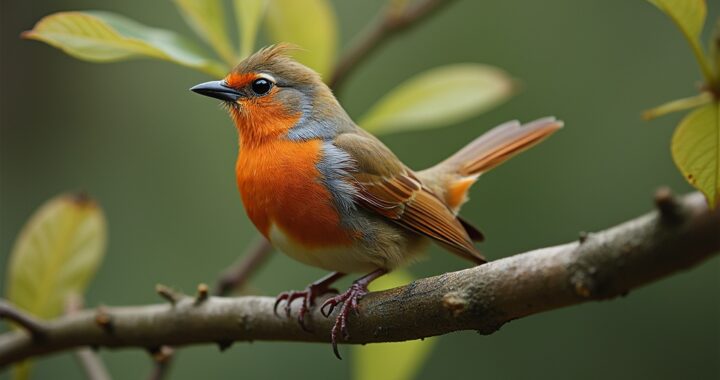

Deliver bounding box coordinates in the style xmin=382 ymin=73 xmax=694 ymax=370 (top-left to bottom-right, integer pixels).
xmin=334 ymin=132 xmax=486 ymax=264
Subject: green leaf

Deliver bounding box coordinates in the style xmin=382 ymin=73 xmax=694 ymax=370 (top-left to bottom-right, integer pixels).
xmin=360 ymin=64 xmax=514 ymax=135
xmin=6 ymin=193 xmax=107 ymax=320
xmin=643 ymin=92 xmax=712 ymax=120
xmin=647 ymin=0 xmax=714 ymax=82
xmin=234 ymin=0 xmax=267 ymax=59
xmin=671 ymin=102 xmax=720 ymax=208
xmin=173 ymin=0 xmax=236 ymax=65
xmin=353 ymin=270 xmax=436 ymax=380
xmin=265 ymin=0 xmax=337 ymax=79
xmin=23 ymin=11 xmax=227 ymax=77
xmin=648 ymin=0 xmax=706 ymax=39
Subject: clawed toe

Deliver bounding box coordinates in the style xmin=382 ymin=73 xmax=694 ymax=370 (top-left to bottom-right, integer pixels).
xmin=320 ymin=283 xmax=369 ymax=359
xmin=273 ymin=273 xmax=346 ymax=332
xmin=274 ymin=270 xmax=385 ymax=360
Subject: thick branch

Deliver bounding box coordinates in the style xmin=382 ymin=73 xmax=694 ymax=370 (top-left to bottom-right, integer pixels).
xmin=1 ymin=192 xmax=718 ymax=368
xmin=328 ymin=0 xmax=457 ymax=92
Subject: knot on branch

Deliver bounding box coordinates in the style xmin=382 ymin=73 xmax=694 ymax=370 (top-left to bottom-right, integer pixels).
xmin=94 ymin=307 xmax=114 ymax=333
xmin=654 ymin=187 xmax=683 ymax=224
xmin=442 ymin=291 xmax=468 ymax=317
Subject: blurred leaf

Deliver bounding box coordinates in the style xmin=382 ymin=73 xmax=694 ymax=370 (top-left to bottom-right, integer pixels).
xmin=174 ymin=0 xmax=236 ymax=65
xmin=265 ymin=0 xmax=337 ymax=79
xmin=648 ymin=0 xmax=706 ymax=39
xmin=360 ymin=64 xmax=514 ymax=135
xmin=6 ymin=193 xmax=107 ymax=319
xmin=354 ymin=270 xmax=436 ymax=380
xmin=23 ymin=11 xmax=227 ymax=77
xmin=643 ymin=92 xmax=712 ymax=120
xmin=671 ymin=102 xmax=720 ymax=208
xmin=647 ymin=0 xmax=714 ymax=82
xmin=235 ymin=0 xmax=267 ymax=59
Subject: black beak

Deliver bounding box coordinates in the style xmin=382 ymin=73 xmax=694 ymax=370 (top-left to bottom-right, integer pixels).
xmin=190 ymin=80 xmax=241 ymax=102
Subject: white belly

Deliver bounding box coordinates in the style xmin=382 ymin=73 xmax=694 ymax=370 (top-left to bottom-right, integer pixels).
xmin=268 ymin=224 xmax=381 ymax=273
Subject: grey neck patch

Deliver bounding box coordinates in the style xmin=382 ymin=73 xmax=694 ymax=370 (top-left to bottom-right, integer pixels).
xmin=285 ymin=92 xmax=355 ymax=141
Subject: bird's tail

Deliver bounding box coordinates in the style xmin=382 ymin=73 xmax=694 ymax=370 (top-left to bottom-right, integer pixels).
xmin=418 ymin=117 xmax=563 ymax=212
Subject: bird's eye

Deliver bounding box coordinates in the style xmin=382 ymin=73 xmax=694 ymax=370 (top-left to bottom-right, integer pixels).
xmin=251 ymin=78 xmax=273 ymax=95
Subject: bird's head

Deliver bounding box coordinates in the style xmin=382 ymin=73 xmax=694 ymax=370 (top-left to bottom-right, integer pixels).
xmin=191 ymin=44 xmax=347 ymax=146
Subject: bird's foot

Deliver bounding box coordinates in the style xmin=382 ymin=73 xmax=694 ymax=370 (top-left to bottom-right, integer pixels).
xmin=273 ymin=272 xmax=344 ymax=331
xmin=320 ymin=281 xmax=369 ymax=359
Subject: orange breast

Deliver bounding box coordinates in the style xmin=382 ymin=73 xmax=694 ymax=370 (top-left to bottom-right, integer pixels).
xmin=236 ymin=139 xmax=354 ymax=248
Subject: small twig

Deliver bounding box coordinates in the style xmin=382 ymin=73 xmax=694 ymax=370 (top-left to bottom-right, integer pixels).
xmin=214 ymin=237 xmax=274 ymax=296
xmin=0 ymin=192 xmax=716 ymax=367
xmin=155 ymin=285 xmax=182 ymax=305
xmin=328 ymin=0 xmax=457 ymax=92
xmin=147 ymin=346 xmax=174 ymax=380
xmin=0 ymin=300 xmax=47 ymax=341
xmin=194 ymin=284 xmax=209 ymax=305
xmin=149 ymin=238 xmax=272 ymax=379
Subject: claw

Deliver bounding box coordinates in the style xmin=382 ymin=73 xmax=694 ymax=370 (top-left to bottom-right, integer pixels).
xmin=331 ymin=323 xmax=342 ymax=359
xmin=319 ymin=269 xmax=387 ymax=360
xmin=320 ymin=299 xmax=337 ymax=317
xmin=273 ymin=292 xmax=288 ymax=316
xmin=272 ymin=272 xmax=346 ymax=333
xmin=321 ymin=283 xmax=370 ymax=359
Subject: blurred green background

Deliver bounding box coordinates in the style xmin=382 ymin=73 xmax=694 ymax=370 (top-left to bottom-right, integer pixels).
xmin=1 ymin=0 xmax=719 ymax=379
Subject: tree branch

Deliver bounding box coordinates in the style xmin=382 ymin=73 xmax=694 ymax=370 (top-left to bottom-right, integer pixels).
xmin=1 ymin=191 xmax=717 ymax=368
xmin=328 ymin=0 xmax=457 ymax=92
xmin=0 ymin=301 xmax=48 ymax=341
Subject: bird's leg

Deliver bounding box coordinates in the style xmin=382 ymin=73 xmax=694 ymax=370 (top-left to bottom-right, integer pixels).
xmin=274 ymin=271 xmax=346 ymax=331
xmin=320 ymin=268 xmax=388 ymax=359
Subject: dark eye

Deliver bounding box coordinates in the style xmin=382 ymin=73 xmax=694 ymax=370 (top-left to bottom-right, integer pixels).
xmin=251 ymin=78 xmax=273 ymax=95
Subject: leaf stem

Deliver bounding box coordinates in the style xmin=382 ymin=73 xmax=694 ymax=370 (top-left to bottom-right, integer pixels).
xmin=689 ymin=39 xmax=717 ymax=87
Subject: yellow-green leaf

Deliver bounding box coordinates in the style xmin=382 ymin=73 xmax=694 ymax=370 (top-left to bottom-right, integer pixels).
xmin=23 ymin=11 xmax=227 ymax=77
xmin=671 ymin=102 xmax=720 ymax=208
xmin=353 ymin=270 xmax=436 ymax=380
xmin=643 ymin=92 xmax=712 ymax=120
xmin=648 ymin=0 xmax=706 ymax=39
xmin=647 ymin=0 xmax=714 ymax=82
xmin=360 ymin=64 xmax=514 ymax=135
xmin=235 ymin=0 xmax=267 ymax=59
xmin=6 ymin=193 xmax=107 ymax=320
xmin=174 ymin=0 xmax=236 ymax=65
xmin=265 ymin=0 xmax=337 ymax=79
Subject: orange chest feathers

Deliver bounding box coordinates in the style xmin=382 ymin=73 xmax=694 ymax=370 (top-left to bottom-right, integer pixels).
xmin=235 ymin=139 xmax=354 ymax=248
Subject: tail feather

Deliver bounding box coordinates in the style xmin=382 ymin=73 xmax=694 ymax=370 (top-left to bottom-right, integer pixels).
xmin=444 ymin=117 xmax=563 ymax=177
xmin=418 ymin=117 xmax=563 ymax=212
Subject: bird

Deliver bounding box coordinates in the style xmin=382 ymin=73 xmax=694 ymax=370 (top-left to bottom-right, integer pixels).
xmin=191 ymin=44 xmax=562 ymax=358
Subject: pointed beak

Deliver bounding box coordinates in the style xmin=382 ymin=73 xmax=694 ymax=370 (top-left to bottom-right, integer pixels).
xmin=190 ymin=80 xmax=242 ymax=102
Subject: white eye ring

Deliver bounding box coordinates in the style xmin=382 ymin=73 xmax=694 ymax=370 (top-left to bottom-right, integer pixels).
xmin=256 ymin=73 xmax=276 ymax=83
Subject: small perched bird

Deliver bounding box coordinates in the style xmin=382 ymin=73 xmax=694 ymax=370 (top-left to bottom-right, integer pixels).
xmin=191 ymin=45 xmax=562 ymax=358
